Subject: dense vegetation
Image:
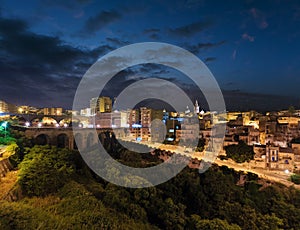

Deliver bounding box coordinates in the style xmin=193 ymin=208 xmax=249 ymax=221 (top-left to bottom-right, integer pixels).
xmin=1 ymin=134 xmax=300 ymax=229
xmin=290 ymin=174 xmax=300 ymax=184
xmin=195 ymin=138 xmax=206 ymax=152
xmin=224 ymin=141 xmax=255 ymax=163
xmin=0 ymin=123 xmax=16 ymax=145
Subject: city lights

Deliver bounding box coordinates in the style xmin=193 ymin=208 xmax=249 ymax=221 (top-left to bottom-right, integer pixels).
xmin=1 ymin=121 xmax=7 ymax=139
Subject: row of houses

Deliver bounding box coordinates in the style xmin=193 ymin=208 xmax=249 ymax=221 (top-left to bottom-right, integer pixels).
xmin=216 ymin=111 xmax=300 ymax=172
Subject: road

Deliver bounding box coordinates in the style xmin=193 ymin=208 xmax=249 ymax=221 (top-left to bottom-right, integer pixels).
xmin=213 ymin=158 xmax=300 ymax=189
xmin=120 ymin=138 xmax=300 ymax=189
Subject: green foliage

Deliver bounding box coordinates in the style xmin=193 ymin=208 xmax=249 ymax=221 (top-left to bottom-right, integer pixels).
xmin=0 ymin=136 xmax=16 ymax=145
xmin=7 ymin=131 xmax=34 ymax=167
xmin=188 ymin=216 xmax=241 ymax=230
xmin=0 ymin=125 xmax=16 ymax=145
xmin=0 ymin=182 xmax=155 ymax=230
xmin=291 ymin=174 xmax=300 ymax=184
xmin=288 ymin=105 xmax=296 ymax=115
xmin=0 ymin=201 xmax=62 ymax=230
xmin=195 ymin=138 xmax=206 ymax=152
xmin=18 ymin=146 xmax=76 ymax=196
xmin=224 ymin=141 xmax=255 ymax=163
xmin=1 ymin=142 xmax=18 ymax=158
xmin=1 ymin=140 xmax=300 ymax=229
xmin=157 ymin=197 xmax=186 ymax=229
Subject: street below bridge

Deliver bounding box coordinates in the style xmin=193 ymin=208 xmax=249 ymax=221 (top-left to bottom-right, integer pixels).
xmin=120 ymin=137 xmax=300 ymax=190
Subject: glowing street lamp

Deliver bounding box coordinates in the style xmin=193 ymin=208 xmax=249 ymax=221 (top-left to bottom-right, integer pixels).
xmin=1 ymin=121 xmax=7 ymax=139
xmin=38 ymin=123 xmax=42 ymax=128
xmin=25 ymin=121 xmax=30 ymax=127
xmin=63 ymin=123 xmax=68 ymax=128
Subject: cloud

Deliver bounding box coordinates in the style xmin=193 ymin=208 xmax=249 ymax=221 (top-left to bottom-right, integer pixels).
xmin=185 ymin=40 xmax=226 ymax=54
xmin=249 ymin=8 xmax=268 ymax=29
xmin=98 ymin=65 xmax=171 ymax=98
xmin=144 ymin=28 xmax=160 ymax=34
xmin=242 ymin=33 xmax=255 ymax=42
xmin=204 ymin=57 xmax=216 ymax=63
xmin=144 ymin=21 xmax=213 ymax=40
xmin=0 ymin=16 xmax=114 ymax=107
xmin=106 ymin=37 xmax=129 ymax=46
xmin=143 ymin=28 xmax=161 ymax=40
xmin=81 ymin=10 xmax=121 ymax=34
xmin=149 ymin=33 xmax=160 ymax=40
xmin=169 ymin=20 xmax=213 ymax=37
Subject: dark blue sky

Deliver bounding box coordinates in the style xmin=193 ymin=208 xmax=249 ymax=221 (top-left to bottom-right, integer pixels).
xmin=0 ymin=0 xmax=300 ymax=109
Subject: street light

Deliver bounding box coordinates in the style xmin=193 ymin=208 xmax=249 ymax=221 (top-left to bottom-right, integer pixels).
xmin=1 ymin=121 xmax=7 ymax=139
xmin=25 ymin=121 xmax=30 ymax=127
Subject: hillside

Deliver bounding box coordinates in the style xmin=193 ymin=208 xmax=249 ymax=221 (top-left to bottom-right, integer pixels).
xmin=1 ymin=143 xmax=300 ymax=229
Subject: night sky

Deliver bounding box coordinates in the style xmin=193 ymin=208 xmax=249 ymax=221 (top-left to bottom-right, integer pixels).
xmin=0 ymin=0 xmax=300 ymax=111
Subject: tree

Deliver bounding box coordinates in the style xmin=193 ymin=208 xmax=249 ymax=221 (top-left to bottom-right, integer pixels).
xmin=18 ymin=146 xmax=75 ymax=196
xmin=189 ymin=218 xmax=241 ymax=230
xmin=290 ymin=174 xmax=300 ymax=184
xmin=195 ymin=138 xmax=206 ymax=152
xmin=224 ymin=141 xmax=255 ymax=163
xmin=288 ymin=106 xmax=296 ymax=115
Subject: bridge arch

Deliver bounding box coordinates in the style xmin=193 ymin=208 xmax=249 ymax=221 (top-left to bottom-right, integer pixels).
xmin=59 ymin=118 xmax=71 ymax=126
xmin=41 ymin=117 xmax=58 ymax=127
xmin=73 ymin=133 xmax=83 ymax=150
xmin=57 ymin=133 xmax=69 ymax=148
xmin=16 ymin=116 xmax=27 ymax=125
xmin=35 ymin=134 xmax=51 ymax=145
xmin=98 ymin=132 xmax=106 ymax=145
xmin=30 ymin=117 xmax=41 ymax=126
xmin=87 ymin=132 xmax=95 ymax=148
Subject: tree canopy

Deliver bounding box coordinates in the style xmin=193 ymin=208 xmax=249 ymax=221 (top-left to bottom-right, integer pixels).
xmin=1 ymin=139 xmax=300 ymax=229
xmin=224 ymin=141 xmax=255 ymax=163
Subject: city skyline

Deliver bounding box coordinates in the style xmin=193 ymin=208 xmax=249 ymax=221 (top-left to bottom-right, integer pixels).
xmin=0 ymin=0 xmax=300 ymax=110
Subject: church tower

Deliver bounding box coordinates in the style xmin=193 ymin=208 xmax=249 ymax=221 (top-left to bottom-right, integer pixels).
xmin=194 ymin=100 xmax=200 ymax=114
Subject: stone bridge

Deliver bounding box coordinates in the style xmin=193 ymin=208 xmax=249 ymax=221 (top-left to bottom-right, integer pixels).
xmin=11 ymin=113 xmax=71 ymax=124
xmin=24 ymin=127 xmax=128 ymax=150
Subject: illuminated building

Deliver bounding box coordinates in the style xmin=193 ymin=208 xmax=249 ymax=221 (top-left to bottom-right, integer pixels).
xmin=0 ymin=100 xmax=8 ymax=113
xmin=0 ymin=100 xmax=17 ymax=113
xmin=90 ymin=96 xmax=112 ymax=114
xmin=43 ymin=108 xmax=63 ymax=116
xmin=80 ymin=108 xmax=92 ymax=116
xmin=140 ymin=107 xmax=163 ymax=141
xmin=94 ymin=112 xmax=112 ymax=128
